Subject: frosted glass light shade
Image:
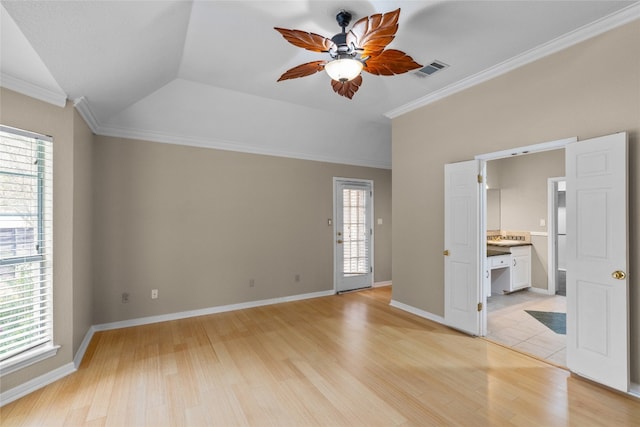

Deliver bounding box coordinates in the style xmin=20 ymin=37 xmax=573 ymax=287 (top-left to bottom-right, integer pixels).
xmin=325 ymin=58 xmax=363 ymax=82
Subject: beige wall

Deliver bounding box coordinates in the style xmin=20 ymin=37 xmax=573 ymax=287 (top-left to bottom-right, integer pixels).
xmin=92 ymin=136 xmax=392 ymax=324
xmin=0 ymin=88 xmax=93 ymax=392
xmin=0 ymin=86 xmax=390 ymax=393
xmin=392 ymin=20 xmax=640 ymax=382
xmin=488 ymin=149 xmax=565 ymax=290
xmin=72 ymin=109 xmax=94 ymax=354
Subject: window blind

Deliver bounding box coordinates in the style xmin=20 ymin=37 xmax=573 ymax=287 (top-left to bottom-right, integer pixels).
xmin=0 ymin=125 xmax=53 ymax=362
xmin=342 ymin=188 xmax=369 ymax=276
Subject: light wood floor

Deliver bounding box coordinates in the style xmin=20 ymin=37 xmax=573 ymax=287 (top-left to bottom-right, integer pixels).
xmin=2 ymin=287 xmax=639 ymax=426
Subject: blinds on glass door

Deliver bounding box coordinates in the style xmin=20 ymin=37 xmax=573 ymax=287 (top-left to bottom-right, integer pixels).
xmin=0 ymin=125 xmax=53 ymax=362
xmin=342 ymin=188 xmax=369 ymax=276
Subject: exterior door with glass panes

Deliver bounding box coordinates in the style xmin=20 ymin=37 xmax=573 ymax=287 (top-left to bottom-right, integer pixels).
xmin=334 ymin=179 xmax=373 ymax=292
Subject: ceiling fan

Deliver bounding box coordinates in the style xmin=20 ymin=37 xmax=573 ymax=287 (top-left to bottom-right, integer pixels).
xmin=275 ymin=8 xmax=422 ymax=99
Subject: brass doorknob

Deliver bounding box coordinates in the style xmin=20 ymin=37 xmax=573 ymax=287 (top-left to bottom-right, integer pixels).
xmin=612 ymin=270 xmax=626 ymax=280
xmin=337 ymin=240 xmax=343 ymax=244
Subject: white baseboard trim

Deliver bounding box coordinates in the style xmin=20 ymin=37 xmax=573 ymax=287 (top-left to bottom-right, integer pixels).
xmin=373 ymin=281 xmax=392 ymax=288
xmin=528 ymin=286 xmax=554 ymax=296
xmin=630 ymin=383 xmax=640 ymax=398
xmin=2 ymin=290 xmax=335 ymax=406
xmin=94 ymin=290 xmax=335 ymax=332
xmin=0 ymin=362 xmax=75 ymax=407
xmin=73 ymin=326 xmax=97 ymax=369
xmin=389 ymin=300 xmax=446 ymax=325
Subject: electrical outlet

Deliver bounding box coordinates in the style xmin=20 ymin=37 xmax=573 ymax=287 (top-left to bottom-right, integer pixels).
xmin=151 ymin=289 xmax=158 ymax=299
xmin=249 ymin=279 xmax=255 ymax=288
xmin=295 ymin=274 xmax=300 ymax=282
xmin=122 ymin=292 xmax=129 ymax=303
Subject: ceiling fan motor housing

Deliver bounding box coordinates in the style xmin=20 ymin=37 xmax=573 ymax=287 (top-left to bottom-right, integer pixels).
xmin=335 ymin=10 xmax=352 ymax=30
xmin=330 ymin=10 xmax=358 ymax=60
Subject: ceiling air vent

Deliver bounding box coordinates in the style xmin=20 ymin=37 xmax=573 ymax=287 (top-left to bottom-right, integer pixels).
xmin=415 ymin=60 xmax=449 ymax=77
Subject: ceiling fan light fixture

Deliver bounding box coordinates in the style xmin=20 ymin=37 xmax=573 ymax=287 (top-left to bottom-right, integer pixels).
xmin=275 ymin=8 xmax=421 ymax=98
xmin=325 ymin=58 xmax=363 ymax=82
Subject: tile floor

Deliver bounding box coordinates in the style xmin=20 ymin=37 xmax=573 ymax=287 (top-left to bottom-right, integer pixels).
xmin=486 ymin=290 xmax=567 ymax=366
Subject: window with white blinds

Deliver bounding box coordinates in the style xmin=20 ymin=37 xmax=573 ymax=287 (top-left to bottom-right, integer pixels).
xmin=0 ymin=125 xmax=53 ymax=364
xmin=342 ymin=188 xmax=369 ymax=276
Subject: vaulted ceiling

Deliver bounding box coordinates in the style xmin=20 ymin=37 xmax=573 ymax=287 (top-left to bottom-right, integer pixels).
xmin=1 ymin=1 xmax=638 ymax=168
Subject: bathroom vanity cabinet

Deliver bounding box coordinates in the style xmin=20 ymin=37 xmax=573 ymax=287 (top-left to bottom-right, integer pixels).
xmin=486 ymin=244 xmax=532 ymax=295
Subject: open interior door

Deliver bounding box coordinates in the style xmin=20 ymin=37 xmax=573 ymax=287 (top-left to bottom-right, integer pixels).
xmin=444 ymin=160 xmax=481 ymax=335
xmin=566 ymin=132 xmax=629 ymax=392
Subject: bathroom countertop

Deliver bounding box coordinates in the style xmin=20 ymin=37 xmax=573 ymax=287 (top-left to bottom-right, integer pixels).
xmin=487 ymin=249 xmax=510 ymax=257
xmin=486 ymin=242 xmax=532 ymax=257
xmin=487 ymin=242 xmax=532 ymax=248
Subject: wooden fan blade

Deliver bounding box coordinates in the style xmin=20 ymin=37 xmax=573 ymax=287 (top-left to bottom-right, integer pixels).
xmin=346 ymin=8 xmax=400 ymax=58
xmin=330 ymin=75 xmax=363 ymax=99
xmin=277 ymin=61 xmax=327 ymax=81
xmin=363 ymin=49 xmax=422 ymax=76
xmin=274 ymin=27 xmax=334 ymax=52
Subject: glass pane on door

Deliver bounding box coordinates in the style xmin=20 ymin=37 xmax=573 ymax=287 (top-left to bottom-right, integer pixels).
xmin=342 ymin=188 xmax=368 ymax=277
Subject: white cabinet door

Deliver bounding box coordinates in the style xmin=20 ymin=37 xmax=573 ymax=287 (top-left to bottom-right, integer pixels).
xmin=444 ymin=160 xmax=481 ymax=335
xmin=510 ymin=246 xmax=531 ymax=290
xmin=566 ymin=132 xmax=629 ymax=392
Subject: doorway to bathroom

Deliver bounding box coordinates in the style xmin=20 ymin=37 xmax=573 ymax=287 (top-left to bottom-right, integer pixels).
xmin=483 ymin=151 xmax=567 ymax=367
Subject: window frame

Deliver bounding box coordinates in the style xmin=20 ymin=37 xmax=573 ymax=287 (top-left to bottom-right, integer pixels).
xmin=0 ymin=125 xmax=58 ymax=376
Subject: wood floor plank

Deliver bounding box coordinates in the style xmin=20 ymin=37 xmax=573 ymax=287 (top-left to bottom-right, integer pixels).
xmin=2 ymin=287 xmax=639 ymax=426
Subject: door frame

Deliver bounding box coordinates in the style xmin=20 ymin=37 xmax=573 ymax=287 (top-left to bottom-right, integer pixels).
xmin=332 ymin=177 xmax=374 ymax=293
xmin=474 ymin=137 xmax=577 ymax=336
xmin=547 ymin=177 xmax=566 ymax=296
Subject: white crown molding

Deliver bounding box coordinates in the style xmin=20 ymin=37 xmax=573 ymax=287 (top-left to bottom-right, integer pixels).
xmin=0 ymin=73 xmax=67 ymax=107
xmin=73 ymin=96 xmax=100 ymax=133
xmin=389 ymin=299 xmax=445 ymax=325
xmin=0 ymin=362 xmax=75 ymax=407
xmin=385 ymin=3 xmax=640 ymax=119
xmin=93 ymin=123 xmax=392 ymax=169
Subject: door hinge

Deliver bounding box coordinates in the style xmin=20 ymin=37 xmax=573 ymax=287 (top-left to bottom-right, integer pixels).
xmin=477 ymin=174 xmax=483 ymax=184
xmin=370 ymin=228 xmax=373 ymax=235
xmin=477 ymin=302 xmax=483 ymax=312
xmin=370 ymin=266 xmax=373 ymax=273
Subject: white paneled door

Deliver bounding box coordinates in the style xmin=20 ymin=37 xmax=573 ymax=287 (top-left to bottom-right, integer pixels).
xmin=334 ymin=179 xmax=373 ymax=293
xmin=566 ymin=132 xmax=629 ymax=392
xmin=444 ymin=160 xmax=481 ymax=335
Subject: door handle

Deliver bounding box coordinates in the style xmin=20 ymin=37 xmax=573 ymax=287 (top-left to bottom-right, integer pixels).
xmin=612 ymin=270 xmax=626 ymax=280
xmin=337 ymin=240 xmax=343 ymax=244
